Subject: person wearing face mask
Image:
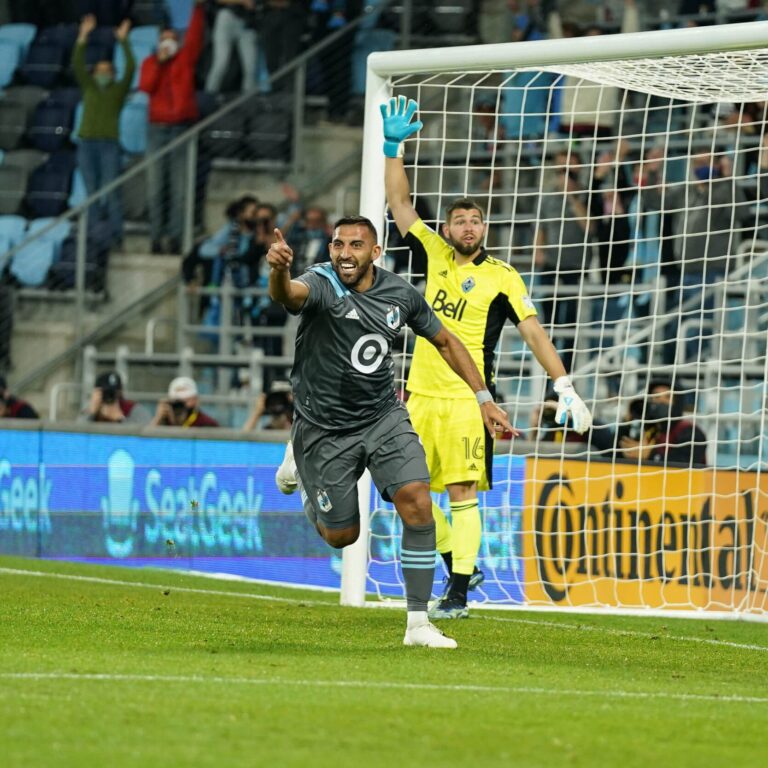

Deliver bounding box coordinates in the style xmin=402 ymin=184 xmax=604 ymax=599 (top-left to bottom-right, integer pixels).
xmin=139 ymin=0 xmax=206 ymax=255
xmin=73 ymin=14 xmax=134 ymax=248
xmin=197 ymin=196 xmax=265 ymax=343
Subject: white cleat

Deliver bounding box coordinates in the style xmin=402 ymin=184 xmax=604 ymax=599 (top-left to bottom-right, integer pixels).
xmin=403 ymin=621 xmax=458 ymax=649
xmin=275 ymin=440 xmax=298 ymax=495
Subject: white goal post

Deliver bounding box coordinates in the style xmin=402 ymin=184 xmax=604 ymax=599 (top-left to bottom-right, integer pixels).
xmin=341 ymin=20 xmax=768 ymax=619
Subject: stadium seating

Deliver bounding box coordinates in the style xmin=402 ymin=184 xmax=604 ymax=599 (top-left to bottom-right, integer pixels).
xmin=0 ymin=214 xmax=27 ymax=273
xmin=25 ymin=152 xmax=75 ymax=218
xmin=47 ymin=229 xmax=109 ymax=292
xmin=68 ymin=167 xmax=87 ymax=208
xmin=19 ymin=41 xmax=67 ymax=88
xmin=0 ymin=165 xmax=28 ymax=214
xmin=27 ymin=96 xmax=75 ymax=152
xmin=0 ymin=23 xmax=37 ymax=58
xmin=166 ymin=0 xmax=195 ymax=31
xmin=0 ymin=40 xmax=23 ymax=88
xmin=114 ymin=26 xmax=160 ymax=89
xmin=9 ymin=216 xmax=71 ymax=286
xmin=0 ymin=98 xmax=28 ymax=150
xmin=119 ymin=92 xmax=148 ymax=155
xmin=36 ymin=23 xmax=78 ymax=51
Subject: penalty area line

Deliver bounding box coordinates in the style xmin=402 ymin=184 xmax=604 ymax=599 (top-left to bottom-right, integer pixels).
xmin=1 ymin=672 xmax=766 ymax=705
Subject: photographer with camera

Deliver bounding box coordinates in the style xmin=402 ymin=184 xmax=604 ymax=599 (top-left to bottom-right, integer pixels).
xmin=0 ymin=375 xmax=38 ymax=419
xmin=80 ymin=371 xmax=150 ymax=425
xmin=242 ymin=380 xmax=293 ymax=431
xmin=150 ymin=376 xmax=219 ymax=428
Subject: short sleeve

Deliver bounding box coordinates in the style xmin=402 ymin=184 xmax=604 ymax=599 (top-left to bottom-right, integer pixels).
xmin=405 ymin=285 xmax=443 ymax=339
xmin=405 ymin=218 xmax=453 ymax=267
xmin=293 ymin=267 xmax=338 ymax=315
xmin=505 ymin=268 xmax=538 ymax=324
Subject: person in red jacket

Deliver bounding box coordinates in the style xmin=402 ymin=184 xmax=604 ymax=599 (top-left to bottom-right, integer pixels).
xmin=139 ymin=0 xmax=206 ymax=255
xmin=0 ymin=375 xmax=38 ymax=419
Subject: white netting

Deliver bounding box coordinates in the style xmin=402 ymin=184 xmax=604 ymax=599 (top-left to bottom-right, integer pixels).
xmin=363 ymin=40 xmax=768 ymax=618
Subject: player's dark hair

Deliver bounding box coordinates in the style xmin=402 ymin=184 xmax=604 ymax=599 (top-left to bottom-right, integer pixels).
xmin=333 ymin=216 xmax=378 ymax=242
xmin=445 ymin=198 xmax=485 ymax=223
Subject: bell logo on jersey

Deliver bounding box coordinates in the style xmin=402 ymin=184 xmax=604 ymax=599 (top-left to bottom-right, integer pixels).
xmin=432 ymin=288 xmax=467 ymax=321
xmin=461 ymin=276 xmax=476 ymax=293
xmin=386 ymin=305 xmax=401 ymax=330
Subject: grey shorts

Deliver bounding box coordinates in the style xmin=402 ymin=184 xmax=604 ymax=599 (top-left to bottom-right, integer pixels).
xmin=291 ymin=404 xmax=430 ymax=530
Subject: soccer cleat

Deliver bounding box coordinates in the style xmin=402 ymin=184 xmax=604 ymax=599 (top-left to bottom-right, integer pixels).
xmin=428 ymin=595 xmax=469 ymax=620
xmin=403 ymin=621 xmax=458 ymax=649
xmin=275 ymin=441 xmax=298 ymax=495
xmin=469 ymin=566 xmax=485 ymax=591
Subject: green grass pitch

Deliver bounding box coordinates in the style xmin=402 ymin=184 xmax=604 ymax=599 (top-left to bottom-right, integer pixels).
xmin=0 ymin=555 xmax=766 ymax=768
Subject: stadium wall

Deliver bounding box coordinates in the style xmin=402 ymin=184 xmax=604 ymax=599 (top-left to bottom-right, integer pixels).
xmin=1 ymin=426 xmax=766 ymax=614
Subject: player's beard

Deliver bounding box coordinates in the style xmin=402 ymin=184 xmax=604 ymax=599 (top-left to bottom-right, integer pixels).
xmin=333 ymin=261 xmax=370 ymax=288
xmin=449 ymin=236 xmax=481 ymax=257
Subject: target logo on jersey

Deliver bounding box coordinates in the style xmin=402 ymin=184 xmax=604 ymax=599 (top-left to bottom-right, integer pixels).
xmin=350 ymin=333 xmax=389 ymax=374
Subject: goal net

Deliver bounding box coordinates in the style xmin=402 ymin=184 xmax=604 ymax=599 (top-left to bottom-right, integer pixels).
xmin=344 ymin=21 xmax=768 ymax=619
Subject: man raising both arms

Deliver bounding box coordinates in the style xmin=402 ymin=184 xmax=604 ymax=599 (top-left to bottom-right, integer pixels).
xmin=268 ymin=216 xmax=514 ymax=648
xmin=382 ymin=96 xmax=592 ymax=619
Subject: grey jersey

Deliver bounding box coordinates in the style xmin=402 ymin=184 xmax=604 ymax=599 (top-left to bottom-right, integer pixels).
xmin=291 ymin=263 xmax=443 ymax=431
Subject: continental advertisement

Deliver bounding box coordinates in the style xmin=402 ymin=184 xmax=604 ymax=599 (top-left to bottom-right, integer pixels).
xmin=524 ymin=458 xmax=768 ymax=613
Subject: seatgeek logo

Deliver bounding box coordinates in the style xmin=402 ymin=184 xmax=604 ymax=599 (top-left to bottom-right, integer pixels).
xmin=103 ymin=450 xmax=264 ymax=558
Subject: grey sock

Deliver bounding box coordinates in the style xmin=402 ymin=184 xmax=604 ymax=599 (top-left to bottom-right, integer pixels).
xmin=400 ymin=521 xmax=436 ymax=612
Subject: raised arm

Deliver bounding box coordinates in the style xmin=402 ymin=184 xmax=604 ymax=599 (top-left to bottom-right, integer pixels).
xmin=516 ymin=316 xmax=592 ymax=434
xmin=428 ymin=326 xmax=518 ymax=437
xmin=267 ymin=228 xmax=309 ymax=312
xmin=381 ymin=97 xmax=423 ymax=236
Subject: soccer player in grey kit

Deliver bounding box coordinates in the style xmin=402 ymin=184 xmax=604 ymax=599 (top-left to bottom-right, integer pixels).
xmin=267 ymin=215 xmax=516 ymax=648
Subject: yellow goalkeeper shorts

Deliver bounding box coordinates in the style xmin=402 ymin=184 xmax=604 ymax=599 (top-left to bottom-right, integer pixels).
xmin=406 ymin=392 xmax=491 ymax=493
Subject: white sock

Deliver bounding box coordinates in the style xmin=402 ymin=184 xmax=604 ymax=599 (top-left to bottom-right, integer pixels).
xmin=407 ymin=610 xmax=428 ymax=629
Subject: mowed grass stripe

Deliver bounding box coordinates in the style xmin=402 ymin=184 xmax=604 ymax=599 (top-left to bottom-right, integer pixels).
xmin=2 ymin=563 xmax=766 ymax=654
xmin=3 ymin=671 xmax=768 ymax=705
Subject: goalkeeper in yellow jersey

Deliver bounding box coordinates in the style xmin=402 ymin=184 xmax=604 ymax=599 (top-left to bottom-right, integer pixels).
xmin=381 ymin=96 xmax=593 ymax=618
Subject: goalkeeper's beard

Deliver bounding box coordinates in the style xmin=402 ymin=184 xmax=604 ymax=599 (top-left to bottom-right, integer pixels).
xmin=449 ymin=236 xmax=481 ymax=258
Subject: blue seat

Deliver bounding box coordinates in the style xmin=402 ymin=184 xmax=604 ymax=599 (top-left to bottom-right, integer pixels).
xmin=27 ymin=99 xmax=74 ymax=152
xmin=166 ymin=0 xmax=195 ymax=31
xmin=114 ymin=39 xmax=156 ymax=89
xmin=10 ymin=217 xmax=71 ymax=287
xmin=0 ymin=24 xmax=37 ymax=57
xmin=0 ymin=40 xmax=22 ymax=88
xmin=20 ymin=42 xmax=66 ymax=89
xmin=0 ymin=213 xmax=27 ymax=273
xmin=49 ymin=88 xmax=82 ymax=110
xmin=68 ymin=168 xmax=87 ymax=208
xmin=70 ymin=101 xmax=84 ymax=143
xmin=119 ymin=92 xmax=148 ymax=154
xmin=129 ymin=25 xmax=161 ymax=47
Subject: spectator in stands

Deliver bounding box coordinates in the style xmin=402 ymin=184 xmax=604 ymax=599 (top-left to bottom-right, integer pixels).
xmin=242 ymin=379 xmax=293 ymax=430
xmin=0 ymin=375 xmax=38 ymax=419
xmin=261 ymin=0 xmax=306 ymax=90
xmin=150 ymin=376 xmax=219 ymax=426
xmin=197 ymin=195 xmax=265 ymax=335
xmin=663 ymin=151 xmax=748 ymax=363
xmin=549 ymin=0 xmax=640 ymax=139
xmin=79 ymin=370 xmax=151 ymax=424
xmin=205 ymin=0 xmax=261 ymax=93
xmin=284 ymin=205 xmax=331 ymax=276
xmin=73 ymin=14 xmax=135 ymax=248
xmin=139 ymin=0 xmax=206 ymax=254
xmin=533 ymin=146 xmax=593 ymax=371
xmin=614 ymin=378 xmax=708 ymax=466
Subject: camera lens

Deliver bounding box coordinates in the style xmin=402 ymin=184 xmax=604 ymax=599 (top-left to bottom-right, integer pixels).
xmin=171 ymin=400 xmax=187 ymax=412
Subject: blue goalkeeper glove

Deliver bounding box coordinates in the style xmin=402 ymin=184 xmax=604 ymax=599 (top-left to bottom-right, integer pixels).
xmin=380 ymin=96 xmax=423 ymax=158
xmin=553 ymin=376 xmax=592 ymax=434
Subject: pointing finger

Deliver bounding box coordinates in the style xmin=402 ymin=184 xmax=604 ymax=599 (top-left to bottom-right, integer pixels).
xmin=274 ymin=227 xmax=285 ymax=243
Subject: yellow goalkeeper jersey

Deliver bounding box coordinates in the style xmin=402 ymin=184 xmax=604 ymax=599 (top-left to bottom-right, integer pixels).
xmin=405 ymin=218 xmax=537 ymax=399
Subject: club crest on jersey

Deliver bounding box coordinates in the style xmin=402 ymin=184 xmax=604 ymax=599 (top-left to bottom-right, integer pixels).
xmin=316 ymin=490 xmax=333 ymax=513
xmin=386 ymin=305 xmax=401 ymax=330
xmin=461 ymin=276 xmax=476 ymax=293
